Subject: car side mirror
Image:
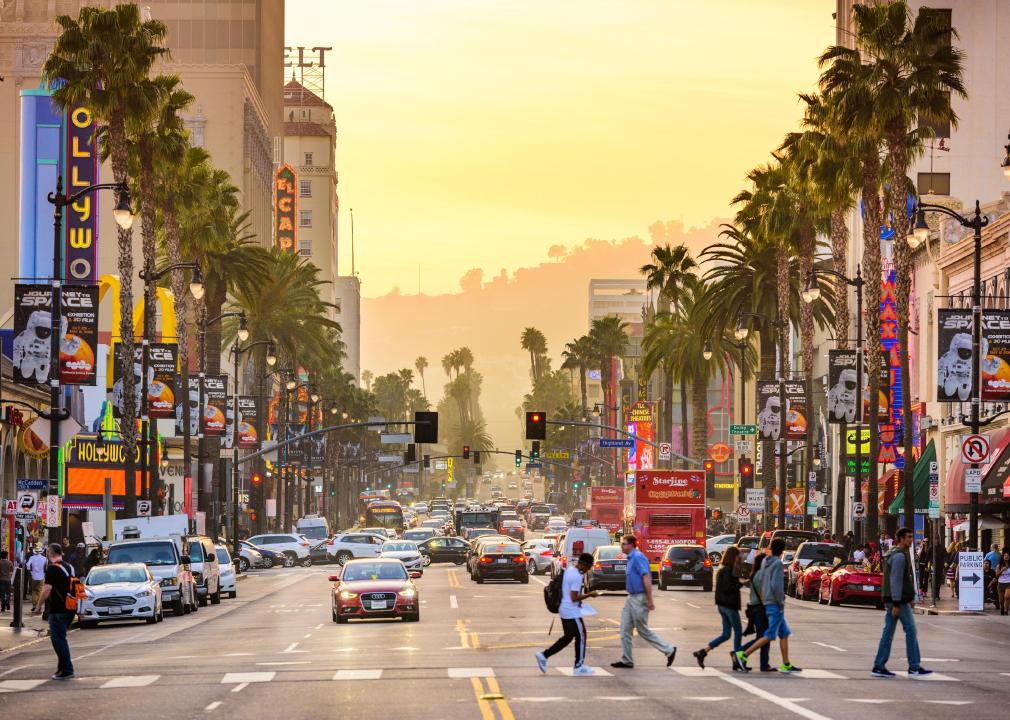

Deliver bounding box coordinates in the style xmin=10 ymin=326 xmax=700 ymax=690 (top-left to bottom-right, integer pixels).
xmin=180 ymin=555 xmax=192 ymax=564
xmin=327 ymin=575 xmax=341 ymax=582
xmin=409 ymin=571 xmax=422 ymax=579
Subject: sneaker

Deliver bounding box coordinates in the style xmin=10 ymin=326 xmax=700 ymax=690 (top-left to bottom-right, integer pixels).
xmin=779 ymin=663 xmax=802 ymax=673
xmin=907 ymin=667 xmax=933 ymax=677
xmin=610 ymin=660 xmax=634 ymax=669
xmin=760 ymin=666 xmax=778 ymax=673
xmin=573 ymin=665 xmax=595 ymax=676
xmin=50 ymin=672 xmax=74 ymax=681
xmin=871 ymin=667 xmax=896 ymax=678
xmin=735 ymin=651 xmax=751 ymax=672
xmin=666 ymin=648 xmax=677 ymax=667
xmin=730 ymin=651 xmax=741 ymax=671
xmin=693 ymin=649 xmax=707 ymax=669
xmin=535 ymin=652 xmax=548 ymax=674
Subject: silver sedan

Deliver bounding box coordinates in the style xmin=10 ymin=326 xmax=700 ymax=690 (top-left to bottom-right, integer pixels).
xmin=521 ymin=539 xmax=556 ymax=575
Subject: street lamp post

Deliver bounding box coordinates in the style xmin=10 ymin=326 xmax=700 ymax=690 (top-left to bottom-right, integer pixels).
xmin=45 ymin=177 xmax=132 ymax=528
xmin=909 ymin=201 xmax=988 ymax=551
xmin=804 ymin=266 xmax=865 ymax=542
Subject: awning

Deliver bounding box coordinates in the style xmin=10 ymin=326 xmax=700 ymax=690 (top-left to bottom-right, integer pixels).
xmin=888 ymin=440 xmax=936 ymax=515
xmin=952 ymin=515 xmax=1007 ymax=532
xmin=945 ymin=426 xmax=1010 ymax=510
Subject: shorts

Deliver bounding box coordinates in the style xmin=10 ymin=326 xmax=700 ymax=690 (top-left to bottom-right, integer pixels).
xmin=999 ymin=582 xmax=1010 ymax=594
xmin=763 ymin=603 xmax=790 ymax=640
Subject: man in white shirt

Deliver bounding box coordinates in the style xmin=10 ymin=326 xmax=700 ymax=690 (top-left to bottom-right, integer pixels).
xmin=536 ymin=553 xmax=597 ymax=675
xmin=26 ymin=547 xmax=47 ymax=612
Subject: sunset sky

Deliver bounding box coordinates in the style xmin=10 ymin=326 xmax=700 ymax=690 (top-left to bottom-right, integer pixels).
xmin=286 ymin=1 xmax=835 ymax=298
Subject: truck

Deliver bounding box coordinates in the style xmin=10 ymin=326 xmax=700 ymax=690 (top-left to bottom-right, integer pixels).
xmin=455 ymin=509 xmax=500 ymax=539
xmin=624 ymin=470 xmax=706 ymax=572
xmin=588 ymin=486 xmax=624 ymax=533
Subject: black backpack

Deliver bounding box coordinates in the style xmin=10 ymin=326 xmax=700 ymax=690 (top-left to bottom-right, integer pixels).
xmin=544 ymin=571 xmax=565 ymax=613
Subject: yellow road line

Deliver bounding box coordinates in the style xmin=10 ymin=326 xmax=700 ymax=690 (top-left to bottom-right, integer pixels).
xmin=456 ymin=619 xmax=471 ymax=649
xmin=448 ymin=569 xmax=461 ymax=588
xmin=486 ymin=677 xmax=515 ymax=720
xmin=470 ymin=677 xmax=495 ymax=720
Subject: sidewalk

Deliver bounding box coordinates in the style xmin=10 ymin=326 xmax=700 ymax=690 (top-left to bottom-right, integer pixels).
xmin=912 ymin=586 xmax=1002 ymax=616
xmin=0 ymin=612 xmax=54 ymax=654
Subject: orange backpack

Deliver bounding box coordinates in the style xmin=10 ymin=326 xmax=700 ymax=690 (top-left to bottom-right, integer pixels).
xmin=58 ymin=564 xmax=87 ymax=612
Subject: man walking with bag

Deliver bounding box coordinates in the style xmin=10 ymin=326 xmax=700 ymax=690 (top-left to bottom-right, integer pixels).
xmin=611 ymin=535 xmax=677 ymax=670
xmin=536 ymin=553 xmax=597 ymax=675
xmin=872 ymin=527 xmax=932 ymax=678
xmin=32 ymin=544 xmax=77 ymax=680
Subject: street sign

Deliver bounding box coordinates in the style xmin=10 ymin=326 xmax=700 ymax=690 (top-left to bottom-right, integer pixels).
xmin=733 ymin=440 xmax=750 ymax=453
xmin=599 ymin=438 xmax=634 ymax=449
xmin=45 ymin=495 xmax=61 ymax=526
xmin=735 ymin=503 xmax=750 ymax=520
xmin=658 ymin=442 xmax=671 ymax=461
xmin=447 ymin=457 xmax=454 ymax=485
xmin=745 ymin=488 xmax=764 ymax=512
xmin=16 ymin=479 xmax=46 ymax=491
xmin=433 ymin=459 xmax=447 ymax=471
xmin=961 ymin=434 xmax=990 ymax=464
xmin=730 ymin=424 xmax=757 ymax=436
xmin=852 ymin=501 xmax=866 ymax=519
xmin=379 ymin=432 xmax=412 ymax=444
xmin=708 ymin=442 xmax=732 ymax=463
xmin=15 ymin=492 xmax=38 ymax=520
xmin=377 ymin=454 xmax=401 ymax=464
xmin=525 ymin=462 xmax=542 ymax=470
xmin=806 ymin=502 xmax=817 ymax=515
xmin=928 ymin=461 xmax=940 ymax=519
xmin=958 ymin=551 xmax=984 ymax=612
xmin=3 ymin=499 xmax=15 ymax=517
xmin=846 ymin=457 xmax=871 ymax=474
xmin=544 ymin=451 xmax=570 ymax=460
xmin=137 ymin=500 xmax=152 ymax=517
xmin=965 ymin=467 xmax=983 ymax=493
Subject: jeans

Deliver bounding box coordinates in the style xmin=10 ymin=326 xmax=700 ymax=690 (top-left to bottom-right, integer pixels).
xmin=543 ymin=617 xmax=586 ymax=667
xmin=873 ymin=602 xmax=921 ymax=670
xmin=708 ymin=606 xmax=742 ymax=651
xmin=0 ymin=580 xmax=10 ymax=612
xmin=48 ymin=613 xmax=75 ymax=676
xmin=620 ymin=593 xmax=674 ymax=664
xmin=741 ymin=604 xmax=771 ymax=669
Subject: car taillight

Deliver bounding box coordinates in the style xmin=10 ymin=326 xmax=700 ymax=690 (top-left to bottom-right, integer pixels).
xmin=561 ymin=556 xmax=567 ymax=567
xmin=540 ymin=550 xmax=553 ymax=557
xmin=594 ymin=562 xmax=602 ymax=570
xmin=513 ymin=556 xmax=525 ymax=564
xmin=479 ymin=556 xmax=492 ymax=564
xmin=662 ymin=559 xmax=672 ymax=568
xmin=300 ymin=542 xmax=310 ymax=548
xmin=704 ymin=559 xmax=712 ymax=567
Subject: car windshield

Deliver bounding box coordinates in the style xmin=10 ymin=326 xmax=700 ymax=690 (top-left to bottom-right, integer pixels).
xmin=299 ymin=525 xmax=328 ymax=540
xmin=485 ymin=544 xmax=521 ymax=554
xmin=469 ymin=528 xmax=495 ymax=537
xmin=596 ymin=546 xmax=625 ymax=560
xmin=667 ymin=546 xmax=705 ymax=561
xmin=737 ymin=536 xmax=759 ymax=549
xmin=798 ymin=543 xmax=845 ymax=563
xmin=215 ymin=548 xmax=230 ymax=564
xmin=382 ymin=542 xmax=418 ymax=553
xmin=187 ymin=542 xmax=205 ymax=562
xmin=773 ymin=532 xmax=819 ymax=551
xmin=502 ymin=521 xmax=521 ymax=528
xmin=404 ymin=530 xmax=432 ymax=540
xmin=87 ymin=567 xmax=148 ymax=585
xmin=107 ymin=542 xmax=177 ymax=567
xmin=342 ymin=563 xmax=409 ymax=582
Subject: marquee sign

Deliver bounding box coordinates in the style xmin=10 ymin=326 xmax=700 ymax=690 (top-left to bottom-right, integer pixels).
xmin=274 ymin=163 xmax=298 ymax=253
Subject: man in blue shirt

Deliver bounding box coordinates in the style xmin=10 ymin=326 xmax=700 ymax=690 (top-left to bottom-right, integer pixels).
xmin=985 ymin=543 xmax=1001 ymax=570
xmin=610 ymin=535 xmax=677 ymax=669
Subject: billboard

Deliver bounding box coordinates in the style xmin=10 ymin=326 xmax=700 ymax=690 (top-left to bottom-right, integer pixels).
xmin=827 ymin=350 xmax=860 ymax=424
xmin=13 ymin=284 xmax=99 ymax=386
xmin=625 ymin=401 xmax=655 ymax=471
xmin=202 ymin=375 xmax=228 ymax=437
xmin=783 ymin=380 xmax=807 ymax=440
xmin=274 ymin=163 xmax=298 ymax=253
xmin=981 ymin=309 xmax=1010 ymax=401
xmin=756 ymin=380 xmax=781 ymax=441
xmin=937 ymin=309 xmax=973 ymax=402
xmin=237 ymin=396 xmax=260 ymax=448
xmin=112 ymin=343 xmax=177 ymax=419
xmin=634 ymin=470 xmax=705 ymax=505
xmin=175 ymin=377 xmax=201 ymax=436
xmin=63 ymin=434 xmax=145 ymax=507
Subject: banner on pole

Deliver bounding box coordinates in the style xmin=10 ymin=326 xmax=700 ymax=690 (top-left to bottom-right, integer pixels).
xmin=13 ymin=284 xmax=99 ymax=386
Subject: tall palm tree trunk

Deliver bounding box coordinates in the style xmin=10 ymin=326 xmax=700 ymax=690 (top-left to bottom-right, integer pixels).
xmin=799 ymin=224 xmax=816 ymax=531
xmin=861 ymin=153 xmax=883 ymax=544
xmin=579 ymin=366 xmax=588 ymax=415
xmin=759 ymin=330 xmax=776 ymax=525
xmin=831 ymin=209 xmax=850 ymax=538
xmin=163 ymin=207 xmax=192 ymax=514
xmin=679 ymin=377 xmax=689 ymax=470
xmin=775 ymin=244 xmax=791 ymax=528
xmin=663 ymin=369 xmax=673 ymax=468
xmin=691 ymin=378 xmax=708 ymax=467
xmin=139 ymin=141 xmax=158 ymax=510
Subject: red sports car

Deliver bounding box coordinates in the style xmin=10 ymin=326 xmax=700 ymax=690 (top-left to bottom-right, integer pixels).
xmin=818 ymin=561 xmax=883 ymax=608
xmin=794 ymin=561 xmax=835 ymax=601
xmin=330 ymin=558 xmax=421 ymax=624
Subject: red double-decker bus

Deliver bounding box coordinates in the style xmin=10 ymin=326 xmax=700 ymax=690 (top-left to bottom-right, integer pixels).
xmin=588 ymin=486 xmax=624 ymax=532
xmin=624 ymin=470 xmax=706 ymax=572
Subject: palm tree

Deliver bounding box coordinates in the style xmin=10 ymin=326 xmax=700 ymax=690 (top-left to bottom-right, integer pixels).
xmin=588 ymin=316 xmax=629 ymax=427
xmin=44 ymin=4 xmax=168 ymax=516
xmin=414 ymin=357 xmax=429 ymax=399
xmin=520 ymin=328 xmax=549 ymax=384
xmin=361 ymin=370 xmax=374 ymax=392
xmin=561 ymin=335 xmax=593 ymax=414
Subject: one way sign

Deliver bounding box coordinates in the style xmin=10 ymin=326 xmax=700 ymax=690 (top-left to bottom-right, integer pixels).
xmin=958 ymin=551 xmax=984 ymax=612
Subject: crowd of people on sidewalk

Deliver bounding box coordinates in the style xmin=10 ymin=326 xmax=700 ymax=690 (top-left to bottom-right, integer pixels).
xmin=0 ymin=537 xmax=102 ymax=616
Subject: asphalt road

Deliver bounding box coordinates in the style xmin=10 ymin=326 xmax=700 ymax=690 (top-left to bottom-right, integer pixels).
xmin=0 ymin=561 xmax=1007 ymax=719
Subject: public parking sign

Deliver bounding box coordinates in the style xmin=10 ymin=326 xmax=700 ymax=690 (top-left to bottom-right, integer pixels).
xmin=15 ymin=492 xmax=38 ymax=520
xmin=958 ymin=551 xmax=984 ymax=612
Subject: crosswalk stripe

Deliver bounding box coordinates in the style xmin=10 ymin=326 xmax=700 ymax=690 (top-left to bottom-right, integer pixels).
xmin=893 ymin=671 xmax=958 ymax=682
xmin=448 ymin=667 xmax=495 ymax=678
xmin=221 ymin=672 xmax=275 ymax=684
xmin=785 ymin=669 xmax=847 ymax=679
xmin=100 ymin=675 xmax=160 ymax=689
xmin=555 ymin=666 xmax=613 ymax=677
xmin=0 ymin=679 xmax=47 ymax=693
xmin=334 ymin=669 xmax=382 ymax=680
xmin=672 ymin=666 xmax=726 ymax=677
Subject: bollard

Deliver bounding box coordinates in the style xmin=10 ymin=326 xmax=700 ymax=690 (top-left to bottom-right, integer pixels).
xmin=10 ymin=565 xmax=24 ymax=630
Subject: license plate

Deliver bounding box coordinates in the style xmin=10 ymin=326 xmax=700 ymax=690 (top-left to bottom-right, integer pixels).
xmin=681 ymin=573 xmax=694 ymax=580
xmin=107 ymin=607 xmax=122 ymax=615
xmin=614 ymin=563 xmax=626 ymax=571
xmin=370 ymin=600 xmax=388 ymax=610
xmin=862 ymin=585 xmax=876 ymax=592
xmin=497 ymin=558 xmax=508 ymax=564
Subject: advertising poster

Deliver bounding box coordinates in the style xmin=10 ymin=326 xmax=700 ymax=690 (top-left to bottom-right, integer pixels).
xmin=827 ymin=350 xmax=860 ymax=424
xmin=756 ymin=380 xmax=781 ymax=441
xmin=13 ymin=284 xmax=99 ymax=386
xmin=175 ymin=377 xmax=201 ymax=436
xmin=202 ymin=375 xmax=228 ymax=437
xmin=285 ymin=424 xmax=305 ymax=464
xmin=981 ymin=309 xmax=1010 ymax=401
xmin=625 ymin=401 xmax=655 ymax=471
xmin=147 ymin=343 xmax=177 ymax=419
xmin=274 ymin=163 xmax=298 ymax=253
xmin=784 ymin=380 xmax=807 ymax=440
xmin=237 ymin=396 xmax=260 ymax=448
xmin=937 ymin=309 xmax=973 ymax=402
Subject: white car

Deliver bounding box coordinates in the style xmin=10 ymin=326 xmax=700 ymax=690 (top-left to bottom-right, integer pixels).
xmin=246 ymin=533 xmax=313 ymax=567
xmin=238 ymin=541 xmax=268 ymax=569
xmin=79 ymin=563 xmax=163 ymax=627
xmin=413 ymin=502 xmax=429 ymax=514
xmin=327 ymin=532 xmax=387 ymax=565
xmin=706 ymin=534 xmax=738 ymax=564
xmin=215 ymin=545 xmax=237 ymax=598
xmin=379 ymin=540 xmax=424 ymax=573
xmin=420 ymin=518 xmax=445 ymax=534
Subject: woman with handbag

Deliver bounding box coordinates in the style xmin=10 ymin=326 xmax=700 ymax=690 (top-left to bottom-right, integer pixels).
xmin=737 ymin=553 xmax=774 ymax=672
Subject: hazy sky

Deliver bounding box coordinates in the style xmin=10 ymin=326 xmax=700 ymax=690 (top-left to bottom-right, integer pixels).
xmin=286 ymin=1 xmax=834 ymax=297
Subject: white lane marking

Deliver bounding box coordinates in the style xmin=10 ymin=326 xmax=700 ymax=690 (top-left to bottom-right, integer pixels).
xmin=230 ymin=683 xmax=248 ymax=693
xmin=391 ymin=646 xmax=419 ymax=651
xmin=0 ymin=679 xmax=48 ymax=692
xmin=684 ymin=697 xmax=732 ymax=701
xmin=280 ymin=642 xmax=305 ymax=654
xmin=205 ymin=701 xmax=222 ymax=712
xmin=100 ymin=675 xmax=160 ymax=688
xmin=893 ymin=671 xmax=958 ymax=681
xmin=685 ymin=602 xmax=701 ymax=609
xmin=921 ymin=658 xmax=959 ymax=662
xmin=334 ymin=669 xmax=382 ymax=680
xmin=314 ymin=624 xmax=323 ymax=630
xmin=448 ymin=667 xmax=495 ymax=678
xmin=303 ymin=634 xmax=311 ymax=639
xmin=673 ymin=667 xmax=726 ymax=677
xmin=221 ymin=672 xmax=274 ymax=684
xmin=223 ymin=653 xmax=255 ymax=657
xmin=165 ymin=655 xmax=198 ymax=659
xmin=450 ymin=595 xmax=458 ymax=609
xmin=786 ymin=669 xmax=847 ymax=679
xmin=846 ymin=700 xmax=892 ymax=704
xmin=593 ymin=695 xmax=642 ymax=700
xmin=443 ymin=646 xmax=468 ymax=650
xmin=0 ymin=666 xmax=29 ymax=678
xmin=530 ymin=577 xmax=547 ymax=586
xmin=926 ymin=701 xmax=973 ymax=705
xmin=720 ymin=675 xmax=832 ymax=720
xmin=256 ymin=661 xmax=311 ymax=666
xmin=811 ymin=642 xmax=846 ymax=652
xmin=555 ymin=666 xmax=613 ymax=677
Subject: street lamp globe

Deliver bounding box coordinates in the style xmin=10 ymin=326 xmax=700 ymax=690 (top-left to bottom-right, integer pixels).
xmin=237 ymin=315 xmax=250 ymax=343
xmin=908 ymin=208 xmax=929 ymax=248
xmin=310 ymin=386 xmax=320 ymax=404
xmin=734 ymin=317 xmax=750 ymax=342
xmin=265 ymin=344 xmax=278 ymax=367
xmin=330 ymin=405 xmax=339 ymax=416
xmin=801 ymin=273 xmax=821 ymax=304
xmin=341 ymin=411 xmax=349 ymax=420
xmin=189 ymin=265 xmax=205 ymax=300
xmin=702 ymin=341 xmax=713 ymax=361
xmin=113 ymin=187 xmax=134 ymax=230
xmin=285 ymin=375 xmax=297 ymax=391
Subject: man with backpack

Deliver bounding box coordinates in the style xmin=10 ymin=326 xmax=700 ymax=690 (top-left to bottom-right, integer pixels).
xmin=537 ymin=552 xmax=598 ymax=675
xmin=32 ymin=543 xmax=80 ymax=680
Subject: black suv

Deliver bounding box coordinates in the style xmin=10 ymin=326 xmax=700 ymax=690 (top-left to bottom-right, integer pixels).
xmin=658 ymin=544 xmax=713 ymax=592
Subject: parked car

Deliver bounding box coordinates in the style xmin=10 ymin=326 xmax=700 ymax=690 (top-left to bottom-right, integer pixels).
xmin=236 ymin=542 xmax=263 ymax=571
xmin=417 ymin=536 xmax=469 ymax=566
xmin=586 ymin=544 xmax=627 ymax=591
xmin=521 ymin=538 xmax=556 ymax=575
xmin=705 ymin=534 xmax=738 ymax=566
xmin=794 ymin=560 xmax=836 ymax=601
xmin=329 ymin=558 xmax=421 ymax=624
xmin=819 ymin=561 xmax=883 ymax=608
xmin=241 ymin=540 xmax=284 ymax=569
xmin=79 ymin=563 xmax=163 ymax=627
xmin=786 ymin=542 xmax=846 ymax=596
xmin=658 ymin=544 xmax=713 ymax=591
xmin=327 ymin=532 xmax=386 ymax=565
xmin=183 ymin=535 xmax=222 ymax=606
xmin=245 ymin=533 xmax=313 ymax=568
xmin=106 ymin=537 xmax=197 ymax=616
xmin=215 ymin=544 xmax=238 ymax=599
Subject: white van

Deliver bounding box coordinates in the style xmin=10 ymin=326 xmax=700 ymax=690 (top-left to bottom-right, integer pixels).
xmin=550 ymin=527 xmax=613 ymax=578
xmin=297 ymin=514 xmax=331 ymax=542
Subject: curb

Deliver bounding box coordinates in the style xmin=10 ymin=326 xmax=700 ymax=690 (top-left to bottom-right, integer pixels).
xmin=1 ymin=626 xmax=77 ymax=655
xmin=913 ymin=606 xmax=987 ymax=616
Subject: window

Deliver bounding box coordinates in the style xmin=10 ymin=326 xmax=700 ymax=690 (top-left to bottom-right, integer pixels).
xmin=917 ymin=172 xmax=950 ymax=195
xmin=298 ymin=238 xmax=312 ymax=257
xmin=299 ymin=210 xmax=312 ymax=228
xmin=299 ymin=179 xmax=312 ymax=197
xmin=303 ymin=152 xmax=313 ymax=166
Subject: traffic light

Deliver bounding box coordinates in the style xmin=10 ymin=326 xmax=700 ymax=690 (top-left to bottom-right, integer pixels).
xmin=703 ymin=459 xmax=715 ymax=496
xmin=515 ymin=450 xmax=522 ymax=468
xmin=414 ymin=411 xmax=438 ymax=444
xmin=473 ymin=451 xmax=481 ymax=465
xmin=463 ymin=445 xmax=470 ymax=460
xmin=817 ymin=506 xmax=831 ymax=518
xmin=525 ymin=411 xmax=546 ymax=440
xmin=531 ymin=440 xmax=540 ymax=460
xmin=712 ymin=508 xmax=722 ymax=522
xmin=423 ymin=454 xmax=431 ymax=469
xmin=405 ymin=443 xmax=416 ymax=463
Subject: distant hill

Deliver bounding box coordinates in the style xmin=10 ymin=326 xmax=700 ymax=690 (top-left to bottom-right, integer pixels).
xmin=360 ymin=218 xmax=727 ymax=452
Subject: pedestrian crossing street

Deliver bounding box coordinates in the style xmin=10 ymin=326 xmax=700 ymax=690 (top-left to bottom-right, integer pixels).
xmin=0 ymin=664 xmax=969 ymax=693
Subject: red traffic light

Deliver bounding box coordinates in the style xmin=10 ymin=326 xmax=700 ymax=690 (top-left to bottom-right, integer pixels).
xmin=251 ymin=472 xmax=262 ymax=486
xmin=703 ymin=460 xmax=715 ymax=472
xmin=531 ymin=413 xmax=540 ymax=422
xmin=741 ymin=464 xmax=752 ymax=476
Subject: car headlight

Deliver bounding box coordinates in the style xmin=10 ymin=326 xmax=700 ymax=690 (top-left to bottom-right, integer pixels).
xmin=398 ymin=588 xmax=416 ymax=598
xmin=136 ymin=590 xmax=153 ymax=598
xmin=160 ymin=577 xmax=178 ymax=587
xmin=339 ymin=591 xmax=358 ymax=600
